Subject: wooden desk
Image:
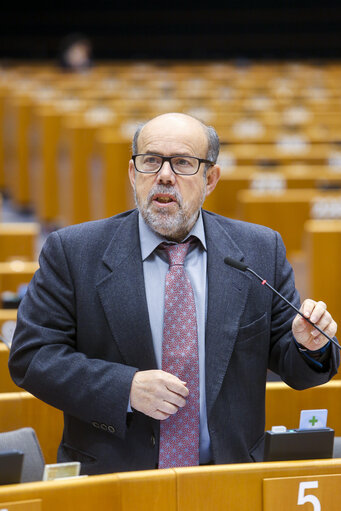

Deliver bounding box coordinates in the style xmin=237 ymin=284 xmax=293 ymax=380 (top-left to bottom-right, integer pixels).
xmin=304 ymin=219 xmax=341 ymax=345
xmin=0 ymin=223 xmax=40 ymax=262
xmin=176 ymin=460 xmax=341 ymax=511
xmin=0 ymin=261 xmax=38 ymax=294
xmin=236 ymin=189 xmax=341 ymax=258
xmin=5 ymin=96 xmax=35 ymax=210
xmin=0 ymin=392 xmax=62 ymax=465
xmin=0 ymin=344 xmax=20 ymax=392
xmin=0 ymin=381 xmax=339 ymax=468
xmin=265 ymin=381 xmax=341 ymax=432
xmin=91 ymin=130 xmax=134 ymax=221
xmin=57 ymin=120 xmax=132 ymax=226
xmin=0 ymin=308 xmax=17 ymax=326
xmin=33 ymin=105 xmax=62 ymax=223
xmin=0 ymin=460 xmax=340 ymax=511
xmin=216 ymin=142 xmax=341 ymax=167
xmin=0 ymin=90 xmax=5 ymax=191
xmin=204 ymin=165 xmax=341 ymax=220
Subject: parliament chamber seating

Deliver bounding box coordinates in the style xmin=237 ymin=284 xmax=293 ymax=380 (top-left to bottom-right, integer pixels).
xmin=304 ymin=219 xmax=341 ymax=343
xmin=0 ymin=383 xmax=339 ymax=510
xmin=0 ymin=392 xmax=62 ymax=465
xmin=0 ymin=60 xmax=341 ymax=503
xmin=203 ymin=165 xmax=341 ymax=220
xmin=0 ymin=261 xmax=38 ymax=296
xmin=0 ymin=427 xmax=45 ymax=482
xmin=0 ymin=344 xmax=19 ymax=392
xmin=0 ymin=381 xmax=340 ymax=467
xmin=0 ymin=309 xmax=18 ymax=392
xmin=0 ymin=222 xmax=40 ymax=262
xmin=0 ymin=460 xmax=340 ymax=511
xmin=235 ymin=188 xmax=341 ymax=259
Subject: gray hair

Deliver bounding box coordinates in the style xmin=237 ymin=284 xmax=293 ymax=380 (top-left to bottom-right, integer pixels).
xmin=205 ymin=124 xmax=220 ymax=164
xmin=131 ymin=114 xmax=220 ymax=164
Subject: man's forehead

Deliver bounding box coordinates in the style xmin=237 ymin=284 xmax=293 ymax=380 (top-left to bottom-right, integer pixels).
xmin=138 ymin=113 xmax=207 ymax=148
xmin=143 ymin=112 xmax=204 ymax=130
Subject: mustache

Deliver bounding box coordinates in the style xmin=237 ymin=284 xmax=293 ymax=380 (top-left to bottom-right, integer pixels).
xmin=147 ymin=185 xmax=183 ymax=206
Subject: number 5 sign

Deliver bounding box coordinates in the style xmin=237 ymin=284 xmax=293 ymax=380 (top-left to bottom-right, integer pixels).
xmin=297 ymin=482 xmax=321 ymax=511
xmin=263 ymin=474 xmax=341 ymax=510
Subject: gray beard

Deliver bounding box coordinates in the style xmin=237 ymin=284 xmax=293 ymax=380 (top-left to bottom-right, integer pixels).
xmin=134 ymin=184 xmax=206 ymax=241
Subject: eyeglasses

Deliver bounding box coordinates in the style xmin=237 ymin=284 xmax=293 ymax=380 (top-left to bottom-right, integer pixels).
xmin=132 ymin=153 xmax=215 ymax=176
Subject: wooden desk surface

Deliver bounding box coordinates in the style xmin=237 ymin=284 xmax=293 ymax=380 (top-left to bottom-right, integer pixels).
xmin=0 ymin=460 xmax=340 ymax=511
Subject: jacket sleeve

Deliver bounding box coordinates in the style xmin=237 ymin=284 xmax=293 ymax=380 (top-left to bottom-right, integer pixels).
xmin=8 ymin=231 xmax=138 ymax=440
xmin=268 ymin=231 xmax=340 ymax=388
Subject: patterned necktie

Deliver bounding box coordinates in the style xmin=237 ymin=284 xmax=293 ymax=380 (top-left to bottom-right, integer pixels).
xmin=158 ymin=241 xmax=200 ymax=468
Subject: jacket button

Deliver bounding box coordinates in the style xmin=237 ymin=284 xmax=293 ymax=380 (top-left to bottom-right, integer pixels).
xmin=150 ymin=434 xmax=156 ymax=447
xmin=108 ymin=425 xmax=116 ymax=434
xmin=92 ymin=421 xmax=100 ymax=428
xmin=100 ymin=423 xmax=108 ymax=431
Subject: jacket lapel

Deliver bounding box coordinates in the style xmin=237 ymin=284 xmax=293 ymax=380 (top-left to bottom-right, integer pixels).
xmin=203 ymin=212 xmax=252 ymax=417
xmin=96 ymin=211 xmax=157 ymax=370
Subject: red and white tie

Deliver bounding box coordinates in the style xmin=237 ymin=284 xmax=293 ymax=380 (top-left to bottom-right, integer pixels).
xmin=158 ymin=241 xmax=200 ymax=468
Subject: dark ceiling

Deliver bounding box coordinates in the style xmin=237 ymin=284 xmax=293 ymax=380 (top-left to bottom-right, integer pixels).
xmin=2 ymin=2 xmax=341 ymax=62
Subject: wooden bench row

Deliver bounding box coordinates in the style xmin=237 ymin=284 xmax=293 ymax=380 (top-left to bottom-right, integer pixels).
xmin=0 ymin=222 xmax=40 ymax=262
xmin=0 ymin=458 xmax=339 ymax=511
xmin=0 ymin=261 xmax=38 ymax=295
xmin=3 ymin=60 xmax=341 ymax=220
xmin=204 ymin=166 xmax=341 ymax=224
xmin=0 ymin=458 xmax=340 ymax=510
xmin=0 ymin=380 xmax=340 ymax=467
xmin=305 ymin=219 xmax=341 ymax=336
xmin=206 ymin=187 xmax=341 ymax=278
xmin=7 ymin=105 xmax=341 ymax=229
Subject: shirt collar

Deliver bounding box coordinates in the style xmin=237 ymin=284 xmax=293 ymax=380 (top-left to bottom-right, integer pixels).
xmin=138 ymin=210 xmax=207 ymax=261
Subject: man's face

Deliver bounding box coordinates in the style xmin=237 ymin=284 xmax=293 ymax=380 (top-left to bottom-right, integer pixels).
xmin=128 ymin=114 xmax=220 ymax=242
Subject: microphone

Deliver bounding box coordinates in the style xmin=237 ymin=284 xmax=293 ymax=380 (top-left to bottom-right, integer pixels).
xmin=224 ymin=256 xmax=340 ymax=350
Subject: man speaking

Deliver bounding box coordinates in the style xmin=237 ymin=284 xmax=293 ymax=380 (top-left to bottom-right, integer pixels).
xmin=9 ymin=113 xmax=339 ymax=474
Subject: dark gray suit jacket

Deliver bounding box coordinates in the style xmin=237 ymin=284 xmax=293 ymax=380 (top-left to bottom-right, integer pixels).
xmin=8 ymin=209 xmax=340 ymax=474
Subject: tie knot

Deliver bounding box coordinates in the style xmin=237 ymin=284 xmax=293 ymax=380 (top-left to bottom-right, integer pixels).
xmin=163 ymin=242 xmax=190 ymax=266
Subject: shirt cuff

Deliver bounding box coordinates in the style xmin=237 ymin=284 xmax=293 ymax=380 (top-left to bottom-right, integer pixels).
xmin=127 ymin=398 xmax=133 ymax=413
xmin=294 ymin=339 xmax=331 ymax=370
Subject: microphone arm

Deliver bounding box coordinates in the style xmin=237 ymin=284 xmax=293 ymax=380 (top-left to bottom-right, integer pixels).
xmin=224 ymin=256 xmax=340 ymax=351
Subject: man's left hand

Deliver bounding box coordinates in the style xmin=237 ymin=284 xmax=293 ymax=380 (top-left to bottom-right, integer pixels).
xmin=292 ymin=299 xmax=337 ymax=350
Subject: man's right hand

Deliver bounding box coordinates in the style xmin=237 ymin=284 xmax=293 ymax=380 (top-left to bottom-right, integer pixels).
xmin=130 ymin=370 xmax=189 ymax=420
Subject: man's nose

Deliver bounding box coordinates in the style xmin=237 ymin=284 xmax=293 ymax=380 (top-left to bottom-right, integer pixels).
xmin=156 ymin=161 xmax=176 ymax=184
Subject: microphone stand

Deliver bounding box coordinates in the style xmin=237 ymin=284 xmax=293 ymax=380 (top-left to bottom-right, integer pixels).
xmin=224 ymin=256 xmax=340 ymax=351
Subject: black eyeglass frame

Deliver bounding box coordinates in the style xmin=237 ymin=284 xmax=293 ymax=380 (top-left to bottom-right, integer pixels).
xmin=132 ymin=153 xmax=215 ymax=176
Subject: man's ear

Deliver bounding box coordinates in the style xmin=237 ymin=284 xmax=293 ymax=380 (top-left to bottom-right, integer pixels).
xmin=205 ymin=164 xmax=220 ymax=197
xmin=128 ymin=159 xmax=136 ymax=188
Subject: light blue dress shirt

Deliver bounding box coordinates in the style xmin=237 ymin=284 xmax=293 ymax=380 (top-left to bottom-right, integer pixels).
xmin=138 ymin=211 xmax=212 ymax=464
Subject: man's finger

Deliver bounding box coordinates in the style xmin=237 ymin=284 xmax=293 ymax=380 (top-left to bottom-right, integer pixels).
xmin=300 ymin=298 xmax=316 ymax=318
xmin=301 ymin=299 xmax=327 ymax=322
xmin=164 ymin=378 xmax=189 ymax=398
xmin=163 ymin=392 xmax=187 ymax=409
xmin=153 ymin=410 xmax=172 ymax=421
xmin=310 ymin=310 xmax=331 ymax=337
xmin=158 ymin=400 xmax=180 ymax=416
xmin=310 ymin=301 xmax=327 ymax=324
xmin=312 ymin=319 xmax=337 ymax=340
xmin=293 ymin=314 xmax=308 ymax=333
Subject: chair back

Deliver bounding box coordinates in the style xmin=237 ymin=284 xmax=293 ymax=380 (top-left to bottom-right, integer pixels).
xmin=0 ymin=427 xmax=45 ymax=482
xmin=333 ymin=436 xmax=341 ymax=458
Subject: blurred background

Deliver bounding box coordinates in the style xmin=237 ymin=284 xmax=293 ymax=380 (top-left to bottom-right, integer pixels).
xmin=0 ymin=1 xmax=340 ymax=366
xmin=0 ymin=2 xmax=341 ymax=478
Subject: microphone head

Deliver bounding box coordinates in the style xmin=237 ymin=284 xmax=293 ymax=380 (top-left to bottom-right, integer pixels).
xmin=224 ymin=256 xmax=248 ymax=272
